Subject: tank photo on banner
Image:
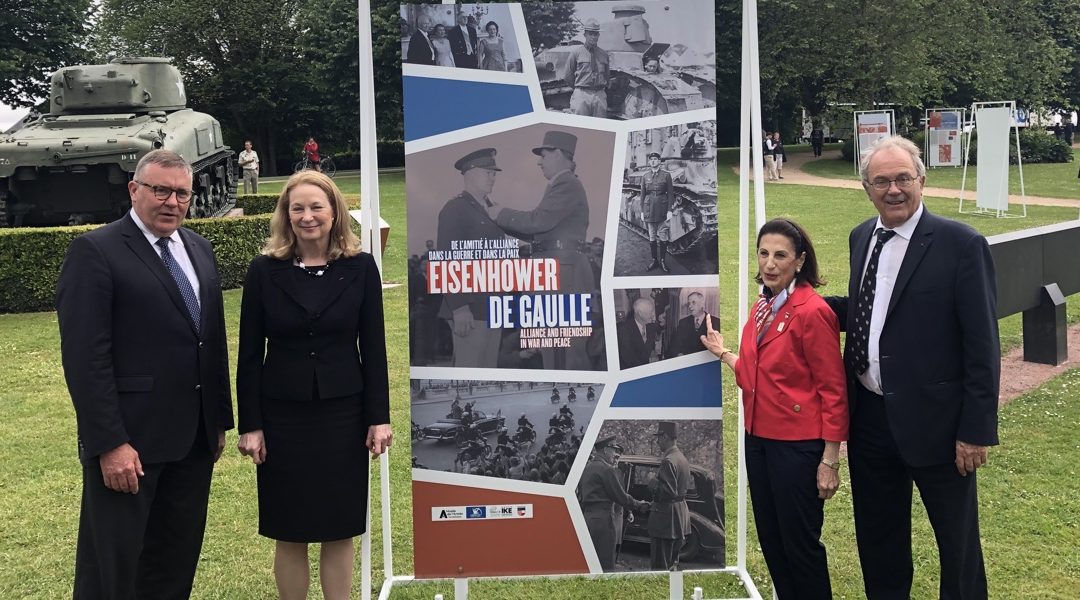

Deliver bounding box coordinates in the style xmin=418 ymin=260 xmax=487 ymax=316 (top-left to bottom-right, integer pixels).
xmin=401 ymin=0 xmax=720 ymax=581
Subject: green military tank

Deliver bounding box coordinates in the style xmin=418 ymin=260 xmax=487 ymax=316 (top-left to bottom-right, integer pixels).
xmin=0 ymin=57 xmax=236 ymax=227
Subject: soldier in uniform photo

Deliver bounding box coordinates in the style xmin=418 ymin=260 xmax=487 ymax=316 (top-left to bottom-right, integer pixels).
xmin=578 ymin=435 xmax=648 ymax=570
xmin=640 ymin=152 xmax=673 ymax=272
xmin=668 ymin=291 xmax=719 ymax=357
xmin=648 ymin=421 xmax=691 ymax=571
xmin=563 ymin=19 xmax=610 ymax=117
xmin=435 ymin=148 xmax=506 ymax=367
xmin=486 ymin=131 xmax=593 ymax=370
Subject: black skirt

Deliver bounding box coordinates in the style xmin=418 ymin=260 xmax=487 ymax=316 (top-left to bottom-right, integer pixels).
xmin=257 ymin=393 xmax=369 ymax=542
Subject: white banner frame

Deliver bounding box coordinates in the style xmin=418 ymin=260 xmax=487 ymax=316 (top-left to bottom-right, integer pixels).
xmin=853 ymin=109 xmax=895 ymax=174
xmin=366 ymin=1 xmax=766 ymax=599
xmin=924 ymin=108 xmax=965 ymax=168
xmin=958 ymin=100 xmax=1028 ymax=219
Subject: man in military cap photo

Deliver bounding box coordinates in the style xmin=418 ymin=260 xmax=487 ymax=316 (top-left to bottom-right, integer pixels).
xmin=640 ymin=151 xmax=673 ymax=272
xmin=578 ymin=435 xmax=649 ymax=570
xmin=563 ymin=19 xmax=610 ymax=117
xmin=434 ymin=148 xmax=506 ymax=367
xmin=648 ymin=421 xmax=691 ymax=570
xmin=486 ymin=130 xmax=594 ymax=370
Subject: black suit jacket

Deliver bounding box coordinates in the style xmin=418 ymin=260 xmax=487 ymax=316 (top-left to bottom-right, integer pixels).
xmin=406 ymin=30 xmax=435 ymax=65
xmin=830 ymin=209 xmax=1000 ymax=467
xmin=236 ymin=253 xmax=390 ymax=433
xmin=618 ymin=318 xmax=657 ymax=369
xmin=447 ymin=24 xmax=478 ymax=68
xmin=56 ymin=213 xmax=233 ymax=464
xmin=668 ymin=314 xmax=719 ymax=357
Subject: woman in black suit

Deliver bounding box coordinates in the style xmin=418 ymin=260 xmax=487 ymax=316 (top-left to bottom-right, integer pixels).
xmin=236 ymin=170 xmax=391 ymax=600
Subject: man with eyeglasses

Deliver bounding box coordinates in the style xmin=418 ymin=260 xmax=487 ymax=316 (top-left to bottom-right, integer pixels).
xmin=56 ymin=149 xmax=234 ymax=599
xmin=826 ymin=136 xmax=998 ymax=600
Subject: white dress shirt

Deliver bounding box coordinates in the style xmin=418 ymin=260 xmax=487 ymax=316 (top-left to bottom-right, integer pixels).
xmin=129 ymin=210 xmax=201 ymax=302
xmin=857 ymin=204 xmax=924 ymax=395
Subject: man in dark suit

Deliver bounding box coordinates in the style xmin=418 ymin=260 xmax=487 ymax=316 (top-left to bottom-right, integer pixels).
xmin=617 ymin=297 xmax=657 ymax=369
xmin=648 ymin=421 xmax=691 ymax=570
xmin=405 ymin=14 xmax=435 ymax=65
xmin=57 ymin=150 xmax=233 ymax=598
xmin=829 ymin=136 xmax=999 ymax=600
xmin=434 ymin=148 xmax=506 ymax=367
xmin=668 ymin=291 xmax=718 ymax=357
xmin=447 ymin=12 xmax=478 ymax=69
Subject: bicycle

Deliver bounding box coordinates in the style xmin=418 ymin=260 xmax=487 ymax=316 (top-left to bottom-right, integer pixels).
xmin=293 ymin=153 xmax=337 ymax=178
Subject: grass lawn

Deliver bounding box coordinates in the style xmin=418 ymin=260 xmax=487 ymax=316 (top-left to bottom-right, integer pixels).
xmin=801 ymin=149 xmax=1080 ymax=200
xmin=1 ymin=170 xmax=1078 ymax=598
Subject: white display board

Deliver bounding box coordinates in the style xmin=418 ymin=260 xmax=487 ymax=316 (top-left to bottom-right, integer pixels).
xmin=853 ymin=110 xmax=894 ymax=172
xmin=974 ymin=106 xmax=1012 ymax=212
xmin=926 ymin=109 xmax=963 ymax=167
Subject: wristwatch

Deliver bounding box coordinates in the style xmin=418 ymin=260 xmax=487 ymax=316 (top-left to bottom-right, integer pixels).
xmin=820 ymin=458 xmax=840 ymax=470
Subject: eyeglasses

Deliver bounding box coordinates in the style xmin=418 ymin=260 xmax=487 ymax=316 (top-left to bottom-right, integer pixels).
xmin=868 ymin=175 xmax=919 ymax=191
xmin=134 ymin=180 xmax=193 ymax=204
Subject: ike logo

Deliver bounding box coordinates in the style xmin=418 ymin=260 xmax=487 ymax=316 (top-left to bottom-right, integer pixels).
xmin=516 ymin=506 xmax=526 ymax=516
xmin=466 ymin=506 xmax=486 ymax=519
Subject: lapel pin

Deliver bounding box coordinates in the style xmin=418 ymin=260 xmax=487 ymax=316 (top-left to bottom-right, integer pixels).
xmin=777 ymin=321 xmax=785 ymax=332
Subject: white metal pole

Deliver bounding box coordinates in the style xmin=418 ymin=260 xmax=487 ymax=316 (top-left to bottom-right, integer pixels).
xmin=853 ymin=112 xmax=859 ymax=174
xmin=738 ymin=0 xmax=753 ymax=576
xmin=454 ymin=578 xmax=469 ymax=599
xmin=669 ymin=570 xmax=684 ymax=599
xmin=747 ymin=0 xmax=766 ymax=233
xmin=959 ymin=104 xmax=974 ymax=212
xmin=358 ymin=0 xmax=383 ymax=271
xmin=362 ymin=476 xmax=372 ymax=600
xmin=1013 ymin=103 xmax=1028 ymax=217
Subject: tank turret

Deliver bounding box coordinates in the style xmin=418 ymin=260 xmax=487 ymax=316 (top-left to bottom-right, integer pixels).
xmin=0 ymin=57 xmax=236 ymax=227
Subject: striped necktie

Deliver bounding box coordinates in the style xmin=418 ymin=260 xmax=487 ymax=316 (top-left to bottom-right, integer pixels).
xmin=157 ymin=237 xmax=201 ymax=332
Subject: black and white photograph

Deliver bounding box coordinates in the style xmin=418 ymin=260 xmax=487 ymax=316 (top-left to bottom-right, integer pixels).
xmin=615 ymin=121 xmax=718 ymax=276
xmin=401 ymin=3 xmax=523 ymax=72
xmin=411 ymin=379 xmax=603 ymax=483
xmin=614 ymin=287 xmax=720 ymax=369
xmin=523 ymin=0 xmax=716 ymax=119
xmin=406 ymin=124 xmax=613 ymax=370
xmin=576 ymin=419 xmax=724 ymax=572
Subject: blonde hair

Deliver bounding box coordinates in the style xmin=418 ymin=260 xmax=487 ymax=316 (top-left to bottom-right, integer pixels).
xmin=263 ymin=171 xmax=360 ymax=260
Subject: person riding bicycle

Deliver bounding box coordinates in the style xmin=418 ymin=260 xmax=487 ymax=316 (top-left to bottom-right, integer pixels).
xmin=303 ymin=136 xmax=321 ymax=172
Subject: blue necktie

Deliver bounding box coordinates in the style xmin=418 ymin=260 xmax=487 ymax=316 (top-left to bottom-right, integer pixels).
xmin=848 ymin=229 xmax=896 ymax=375
xmin=157 ymin=237 xmax=201 ymax=332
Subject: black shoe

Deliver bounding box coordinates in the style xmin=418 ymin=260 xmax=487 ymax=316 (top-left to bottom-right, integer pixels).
xmin=647 ymin=259 xmax=660 ymax=271
xmin=659 ymin=259 xmax=670 ymax=273
xmin=658 ymin=242 xmax=671 ymax=272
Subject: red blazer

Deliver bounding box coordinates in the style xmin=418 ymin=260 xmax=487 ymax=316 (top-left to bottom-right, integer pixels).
xmin=734 ymin=282 xmax=848 ymax=442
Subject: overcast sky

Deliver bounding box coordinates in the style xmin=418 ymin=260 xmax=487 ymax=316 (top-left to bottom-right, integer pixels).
xmin=0 ymin=103 xmax=29 ymax=132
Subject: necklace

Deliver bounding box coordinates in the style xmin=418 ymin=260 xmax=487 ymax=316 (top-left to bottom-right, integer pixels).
xmin=294 ymin=256 xmax=331 ymax=277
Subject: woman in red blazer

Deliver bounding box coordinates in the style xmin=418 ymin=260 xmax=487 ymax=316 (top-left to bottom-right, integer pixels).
xmin=702 ymin=218 xmax=847 ymax=600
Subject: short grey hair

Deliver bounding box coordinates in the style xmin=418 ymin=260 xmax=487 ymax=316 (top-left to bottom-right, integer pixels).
xmin=134 ymin=149 xmax=192 ymax=179
xmin=858 ymin=136 xmax=926 ymax=183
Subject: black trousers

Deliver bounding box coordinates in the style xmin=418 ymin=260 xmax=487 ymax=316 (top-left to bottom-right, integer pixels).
xmin=849 ymin=384 xmax=987 ymax=600
xmin=73 ymin=435 xmax=213 ymax=600
xmin=649 ymin=536 xmax=683 ymax=571
xmin=745 ymin=433 xmax=832 ymax=600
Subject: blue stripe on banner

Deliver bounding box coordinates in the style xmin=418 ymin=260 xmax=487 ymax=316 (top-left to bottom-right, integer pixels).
xmin=403 ymin=76 xmax=533 ymax=141
xmin=611 ymin=362 xmax=723 ymax=408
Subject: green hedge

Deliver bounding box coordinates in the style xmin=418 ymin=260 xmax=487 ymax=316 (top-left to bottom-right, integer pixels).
xmin=235 ymin=194 xmax=280 ymax=216
xmin=0 ymin=215 xmax=270 ymax=314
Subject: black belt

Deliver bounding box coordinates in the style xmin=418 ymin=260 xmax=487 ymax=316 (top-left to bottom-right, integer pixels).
xmin=531 ymin=240 xmax=585 ymax=253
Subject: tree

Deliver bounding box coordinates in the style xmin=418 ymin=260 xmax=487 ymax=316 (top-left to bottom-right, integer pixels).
xmin=520 ymin=1 xmax=579 ymax=53
xmin=0 ymin=0 xmax=92 ymax=108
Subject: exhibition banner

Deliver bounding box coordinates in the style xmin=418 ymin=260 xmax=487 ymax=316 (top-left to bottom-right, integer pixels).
xmin=975 ymin=105 xmax=1012 ymax=212
xmin=927 ymin=110 xmax=962 ymax=167
xmin=401 ymin=0 xmax=723 ymax=579
xmin=856 ymin=111 xmax=893 ymax=161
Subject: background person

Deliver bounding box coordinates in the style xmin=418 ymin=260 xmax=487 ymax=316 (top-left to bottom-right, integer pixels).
xmin=763 ymin=132 xmax=778 ymax=181
xmin=238 ymin=140 xmax=260 ymax=194
xmin=827 ymin=136 xmax=999 ymax=599
xmin=701 ymin=217 xmax=847 ymax=599
xmin=773 ymin=133 xmax=787 ymax=179
xmin=57 ymin=149 xmax=233 ymax=598
xmin=303 ymin=136 xmax=321 ymax=172
xmin=236 ymin=170 xmax=392 ymax=600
